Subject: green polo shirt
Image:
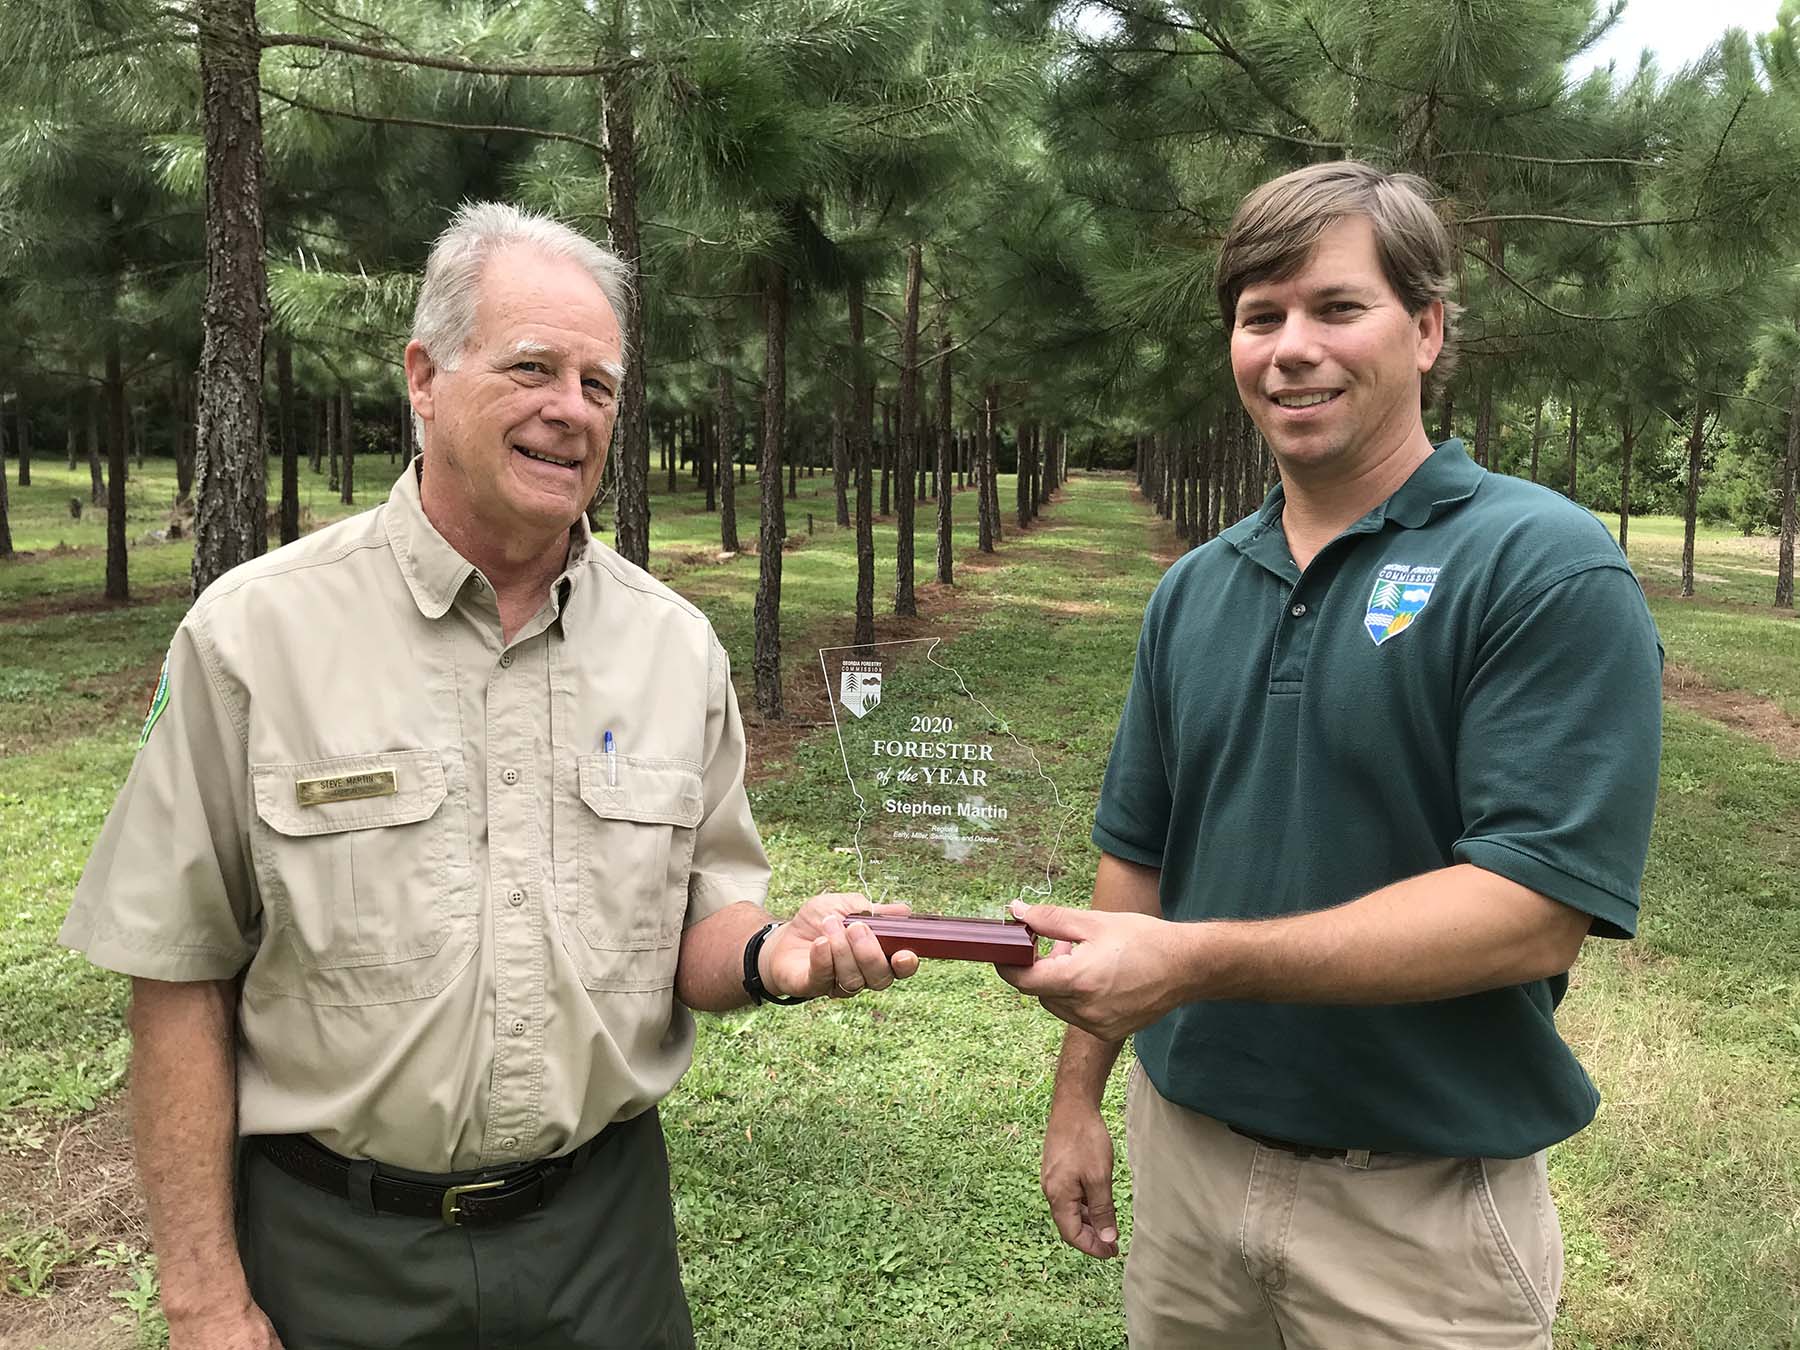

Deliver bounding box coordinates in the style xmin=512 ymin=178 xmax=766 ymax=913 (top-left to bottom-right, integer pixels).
xmin=1095 ymin=440 xmax=1662 ymax=1158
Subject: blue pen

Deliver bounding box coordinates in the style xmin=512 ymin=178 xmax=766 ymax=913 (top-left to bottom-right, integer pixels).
xmin=603 ymin=730 xmax=616 ymax=786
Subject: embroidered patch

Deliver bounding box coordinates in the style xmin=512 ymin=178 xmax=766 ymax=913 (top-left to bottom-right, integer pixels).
xmin=1365 ymin=564 xmax=1440 ymax=645
xmin=137 ymin=655 xmax=170 ymax=748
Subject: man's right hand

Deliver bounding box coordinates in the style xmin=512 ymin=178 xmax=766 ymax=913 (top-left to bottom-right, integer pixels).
xmin=1041 ymin=1097 xmax=1120 ymax=1259
xmin=167 ymin=1300 xmax=284 ymax=1350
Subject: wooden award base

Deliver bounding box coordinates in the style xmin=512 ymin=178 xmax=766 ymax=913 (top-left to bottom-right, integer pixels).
xmin=850 ymin=913 xmax=1037 ymax=966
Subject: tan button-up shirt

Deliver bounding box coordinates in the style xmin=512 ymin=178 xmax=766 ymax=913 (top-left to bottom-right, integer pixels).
xmin=61 ymin=467 xmax=771 ymax=1171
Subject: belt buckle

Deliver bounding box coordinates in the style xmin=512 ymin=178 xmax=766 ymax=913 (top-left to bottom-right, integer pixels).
xmin=440 ymin=1178 xmax=506 ymax=1226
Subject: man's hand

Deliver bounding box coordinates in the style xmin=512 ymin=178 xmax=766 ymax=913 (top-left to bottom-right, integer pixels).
xmin=761 ymin=894 xmax=921 ymax=999
xmin=996 ymin=901 xmax=1194 ymax=1041
xmin=1042 ymin=1098 xmax=1119 ymax=1259
xmin=166 ymin=1298 xmax=284 ymax=1349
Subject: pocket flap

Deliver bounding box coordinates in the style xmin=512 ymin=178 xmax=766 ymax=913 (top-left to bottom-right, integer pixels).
xmin=253 ymin=750 xmax=447 ymax=837
xmin=578 ymin=755 xmax=703 ymax=828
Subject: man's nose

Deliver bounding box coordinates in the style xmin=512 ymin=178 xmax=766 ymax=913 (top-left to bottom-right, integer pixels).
xmin=537 ymin=371 xmax=593 ymax=429
xmin=1271 ymin=313 xmax=1323 ymax=368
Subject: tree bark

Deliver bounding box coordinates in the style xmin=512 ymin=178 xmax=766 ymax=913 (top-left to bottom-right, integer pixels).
xmin=934 ymin=318 xmax=954 ymax=586
xmin=105 ymin=336 xmax=130 ymax=602
xmin=830 ymin=394 xmax=849 ymax=527
xmin=338 ymin=385 xmax=355 ymax=505
xmin=978 ymin=386 xmax=997 ymax=552
xmin=192 ymin=0 xmax=269 ymax=596
xmin=1617 ymin=404 xmax=1633 ymax=556
xmin=1529 ymin=397 xmax=1544 ymax=483
xmin=600 ymin=64 xmax=650 ymax=569
xmin=0 ymin=402 xmax=12 ymax=559
xmin=1776 ymin=372 xmax=1798 ymax=609
xmin=715 ymin=365 xmax=739 ymax=554
xmin=88 ymin=397 xmax=105 ymax=505
xmin=1474 ymin=378 xmax=1493 ymax=469
xmin=1681 ymin=397 xmax=1709 ymax=599
xmin=1566 ymin=385 xmax=1579 ymax=501
xmin=8 ymin=391 xmax=28 ymax=487
xmin=894 ymin=242 xmax=922 ymax=618
xmin=753 ymin=265 xmax=789 ymax=720
xmin=848 ymin=277 xmax=875 ymax=650
xmin=1436 ymin=390 xmax=1454 ymax=442
xmin=879 ymin=400 xmax=891 ymax=516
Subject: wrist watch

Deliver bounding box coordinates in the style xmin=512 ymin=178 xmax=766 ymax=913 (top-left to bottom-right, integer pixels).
xmin=742 ymin=921 xmax=807 ymax=1005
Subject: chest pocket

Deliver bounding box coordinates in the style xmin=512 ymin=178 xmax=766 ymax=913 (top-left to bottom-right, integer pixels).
xmin=565 ymin=755 xmax=703 ymax=993
xmin=248 ymin=749 xmax=477 ymax=1006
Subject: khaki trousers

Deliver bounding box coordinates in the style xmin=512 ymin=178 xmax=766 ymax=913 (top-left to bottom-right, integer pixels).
xmin=1123 ymin=1061 xmax=1563 ymax=1350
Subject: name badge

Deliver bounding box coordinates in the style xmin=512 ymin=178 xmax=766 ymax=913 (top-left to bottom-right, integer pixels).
xmin=295 ymin=769 xmax=399 ymax=807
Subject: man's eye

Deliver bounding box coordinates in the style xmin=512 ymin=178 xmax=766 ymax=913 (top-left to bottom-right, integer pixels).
xmin=1326 ymin=302 xmax=1361 ymax=315
xmin=515 ymin=361 xmax=547 ymax=374
xmin=1241 ymin=313 xmax=1279 ymax=327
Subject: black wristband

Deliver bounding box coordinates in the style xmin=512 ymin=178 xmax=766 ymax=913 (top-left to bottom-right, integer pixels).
xmin=743 ymin=921 xmax=807 ymax=1006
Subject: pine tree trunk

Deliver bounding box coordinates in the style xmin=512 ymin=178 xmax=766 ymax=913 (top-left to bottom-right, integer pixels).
xmin=935 ymin=319 xmax=954 ymax=586
xmin=1436 ymin=391 xmax=1454 ymax=442
xmin=701 ymin=413 xmax=716 ymax=513
xmin=1016 ymin=424 xmax=1031 ymax=528
xmin=192 ymin=0 xmax=268 ymax=596
xmin=1617 ymin=405 xmax=1633 ymax=556
xmin=9 ymin=392 xmax=29 ymax=487
xmin=754 ymin=266 xmax=789 ymax=719
xmin=830 ymin=395 xmax=849 ymax=527
xmin=0 ymin=403 xmax=12 ymax=559
xmin=1474 ymin=378 xmax=1493 ymax=469
xmin=311 ymin=396 xmax=324 ymax=474
xmin=88 ymin=397 xmax=105 ymax=505
xmin=894 ymin=242 xmax=921 ymax=618
xmin=1567 ymin=386 xmax=1579 ymax=501
xmin=601 ymin=63 xmax=650 ymax=568
xmin=879 ymin=400 xmax=891 ymax=516
xmin=1174 ymin=435 xmax=1190 ymax=539
xmin=979 ymin=385 xmax=997 ymax=552
xmin=1775 ymin=372 xmax=1797 ymax=609
xmin=105 ymin=337 xmax=129 ymax=602
xmin=66 ymin=405 xmax=77 ymax=471
xmin=275 ymin=351 xmax=296 ymax=540
xmin=715 ymin=366 xmax=739 ymax=554
xmin=1529 ymin=397 xmax=1545 ymax=483
xmin=339 ymin=385 xmax=355 ymax=505
xmin=327 ymin=387 xmax=340 ymax=493
xmin=1681 ymin=397 xmax=1709 ymax=599
xmin=847 ymin=279 xmax=876 ymax=650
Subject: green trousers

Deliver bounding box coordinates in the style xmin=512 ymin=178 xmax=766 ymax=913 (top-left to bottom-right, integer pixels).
xmin=238 ymin=1109 xmax=695 ymax=1349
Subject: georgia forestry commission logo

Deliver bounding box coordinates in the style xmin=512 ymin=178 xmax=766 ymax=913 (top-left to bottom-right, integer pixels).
xmin=1365 ymin=564 xmax=1440 ymax=645
xmin=839 ymin=660 xmax=883 ymax=718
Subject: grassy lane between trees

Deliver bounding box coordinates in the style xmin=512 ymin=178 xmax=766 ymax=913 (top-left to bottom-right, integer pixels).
xmin=1 ymin=470 xmax=1797 ymax=1348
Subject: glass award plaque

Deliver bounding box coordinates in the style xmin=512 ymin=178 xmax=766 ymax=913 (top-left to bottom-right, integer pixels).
xmin=818 ymin=638 xmax=1077 ymax=937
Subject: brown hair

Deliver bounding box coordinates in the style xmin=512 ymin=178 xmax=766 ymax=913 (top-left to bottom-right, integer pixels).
xmin=1215 ymin=161 xmax=1461 ymax=400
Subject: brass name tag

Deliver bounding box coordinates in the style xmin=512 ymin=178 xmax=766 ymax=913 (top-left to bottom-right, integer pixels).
xmin=295 ymin=770 xmax=398 ymax=807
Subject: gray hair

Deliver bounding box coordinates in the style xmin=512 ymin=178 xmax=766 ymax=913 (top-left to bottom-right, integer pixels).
xmin=411 ymin=201 xmax=632 ymax=371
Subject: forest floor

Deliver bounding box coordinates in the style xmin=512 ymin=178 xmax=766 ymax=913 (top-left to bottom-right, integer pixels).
xmin=1 ymin=458 xmax=1796 ymax=1349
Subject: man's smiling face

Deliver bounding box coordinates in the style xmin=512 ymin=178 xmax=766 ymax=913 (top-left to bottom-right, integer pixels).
xmin=1229 ymin=215 xmax=1442 ymax=477
xmin=409 ymin=245 xmax=623 ymax=547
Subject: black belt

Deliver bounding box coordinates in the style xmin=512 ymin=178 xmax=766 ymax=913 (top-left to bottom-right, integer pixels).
xmin=255 ymin=1127 xmax=614 ymax=1227
xmin=1227 ymin=1124 xmax=1354 ymax=1160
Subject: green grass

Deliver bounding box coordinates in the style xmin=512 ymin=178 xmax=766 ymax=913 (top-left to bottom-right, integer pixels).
xmin=3 ymin=470 xmax=1799 ymax=1347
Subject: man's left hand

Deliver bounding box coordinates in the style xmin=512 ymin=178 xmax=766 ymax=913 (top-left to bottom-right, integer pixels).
xmin=996 ymin=901 xmax=1195 ymax=1041
xmin=762 ymin=895 xmax=920 ymax=1000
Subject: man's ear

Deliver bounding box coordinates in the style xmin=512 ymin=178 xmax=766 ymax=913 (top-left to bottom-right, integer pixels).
xmin=404 ymin=340 xmax=438 ymax=426
xmin=1415 ymin=299 xmax=1445 ymax=375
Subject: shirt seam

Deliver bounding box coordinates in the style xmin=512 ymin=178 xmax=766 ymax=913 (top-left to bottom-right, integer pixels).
xmin=1486 ymin=555 xmax=1636 ymax=631
xmin=1456 ymin=836 xmax=1639 ymax=917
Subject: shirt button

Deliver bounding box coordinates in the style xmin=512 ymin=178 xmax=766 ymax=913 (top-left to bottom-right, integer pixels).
xmin=511 ymin=1019 xmax=527 ymax=1036
xmin=500 ymin=1137 xmax=518 ymax=1151
xmin=500 ymin=652 xmax=514 ymax=668
xmin=1291 ymin=602 xmax=1308 ymax=618
xmin=501 ymin=768 xmax=519 ymax=786
xmin=507 ymin=888 xmax=525 ymax=907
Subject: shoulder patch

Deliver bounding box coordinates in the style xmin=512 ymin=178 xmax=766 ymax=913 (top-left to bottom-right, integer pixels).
xmin=137 ymin=655 xmax=170 ymax=748
xmin=1366 ymin=564 xmax=1440 ymax=645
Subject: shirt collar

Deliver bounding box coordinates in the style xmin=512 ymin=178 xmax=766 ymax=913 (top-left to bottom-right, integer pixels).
xmin=1223 ymin=436 xmax=1484 ymax=556
xmin=382 ymin=462 xmax=596 ymax=621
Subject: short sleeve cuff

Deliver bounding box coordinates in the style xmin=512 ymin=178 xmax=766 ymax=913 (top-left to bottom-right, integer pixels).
xmin=685 ymin=872 xmax=770 ymax=928
xmin=60 ymin=919 xmax=253 ymax=982
xmin=1454 ymin=838 xmax=1638 ymax=940
xmin=1091 ymin=822 xmax=1164 ymax=870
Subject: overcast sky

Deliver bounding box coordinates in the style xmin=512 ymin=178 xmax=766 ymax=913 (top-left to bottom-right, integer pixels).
xmin=1567 ymin=0 xmax=1785 ymax=78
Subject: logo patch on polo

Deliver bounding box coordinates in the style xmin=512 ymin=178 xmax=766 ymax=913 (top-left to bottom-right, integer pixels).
xmin=1365 ymin=564 xmax=1440 ymax=645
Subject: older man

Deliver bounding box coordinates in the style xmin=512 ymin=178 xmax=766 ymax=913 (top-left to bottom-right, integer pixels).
xmin=1004 ymin=162 xmax=1662 ymax=1348
xmin=61 ymin=202 xmax=914 ymax=1350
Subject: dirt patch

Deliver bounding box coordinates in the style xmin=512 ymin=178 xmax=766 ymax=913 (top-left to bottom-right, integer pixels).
xmin=0 ymin=1101 xmax=144 ymax=1350
xmin=0 ymin=584 xmax=188 ymax=627
xmin=1663 ymin=663 xmax=1800 ymax=761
